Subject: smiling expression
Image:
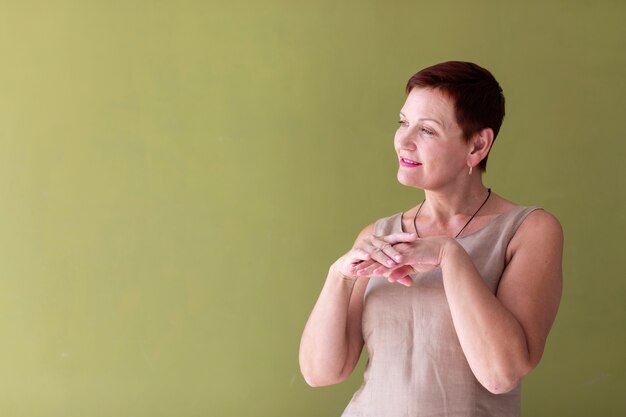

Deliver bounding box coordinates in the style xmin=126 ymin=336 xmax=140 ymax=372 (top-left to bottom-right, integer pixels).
xmin=394 ymin=88 xmax=473 ymax=191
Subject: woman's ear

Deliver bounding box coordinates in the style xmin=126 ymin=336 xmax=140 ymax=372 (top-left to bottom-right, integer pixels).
xmin=468 ymin=128 xmax=494 ymax=167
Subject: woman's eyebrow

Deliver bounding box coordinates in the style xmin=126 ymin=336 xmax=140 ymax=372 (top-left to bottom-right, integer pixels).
xmin=399 ymin=112 xmax=445 ymax=128
xmin=419 ymin=118 xmax=444 ymax=128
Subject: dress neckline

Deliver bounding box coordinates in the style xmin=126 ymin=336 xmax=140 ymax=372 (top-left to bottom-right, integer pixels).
xmin=398 ymin=205 xmax=528 ymax=240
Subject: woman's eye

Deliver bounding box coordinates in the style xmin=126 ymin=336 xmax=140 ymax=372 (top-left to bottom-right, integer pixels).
xmin=420 ymin=127 xmax=434 ymax=136
xmin=398 ymin=120 xmax=407 ymax=126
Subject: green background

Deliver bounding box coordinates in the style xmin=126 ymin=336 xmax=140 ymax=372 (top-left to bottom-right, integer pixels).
xmin=1 ymin=0 xmax=624 ymax=415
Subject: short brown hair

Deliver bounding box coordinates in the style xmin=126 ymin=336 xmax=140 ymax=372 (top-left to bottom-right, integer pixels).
xmin=405 ymin=61 xmax=505 ymax=171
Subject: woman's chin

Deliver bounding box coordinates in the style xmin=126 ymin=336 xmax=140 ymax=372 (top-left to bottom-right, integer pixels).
xmin=397 ymin=172 xmax=421 ymax=188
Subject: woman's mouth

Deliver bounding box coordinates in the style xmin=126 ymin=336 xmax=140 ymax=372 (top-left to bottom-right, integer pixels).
xmin=400 ymin=157 xmax=421 ymax=167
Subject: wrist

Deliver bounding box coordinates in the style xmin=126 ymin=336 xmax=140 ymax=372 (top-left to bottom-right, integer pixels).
xmin=439 ymin=238 xmax=464 ymax=269
xmin=329 ymin=263 xmax=358 ymax=285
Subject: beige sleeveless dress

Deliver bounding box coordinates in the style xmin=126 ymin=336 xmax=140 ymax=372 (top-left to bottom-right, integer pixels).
xmin=341 ymin=206 xmax=541 ymax=417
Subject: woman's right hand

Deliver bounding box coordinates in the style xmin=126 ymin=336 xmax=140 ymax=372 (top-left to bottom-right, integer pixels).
xmin=332 ymin=232 xmax=418 ymax=281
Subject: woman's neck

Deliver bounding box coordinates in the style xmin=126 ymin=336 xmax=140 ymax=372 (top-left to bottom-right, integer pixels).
xmin=422 ymin=180 xmax=490 ymax=223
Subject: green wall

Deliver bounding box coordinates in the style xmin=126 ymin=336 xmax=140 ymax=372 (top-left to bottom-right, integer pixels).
xmin=0 ymin=0 xmax=624 ymax=415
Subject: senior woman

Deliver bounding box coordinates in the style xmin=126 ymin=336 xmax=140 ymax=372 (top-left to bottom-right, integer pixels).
xmin=299 ymin=61 xmax=563 ymax=417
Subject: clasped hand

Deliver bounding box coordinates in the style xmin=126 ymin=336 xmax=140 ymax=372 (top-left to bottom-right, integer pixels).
xmin=336 ymin=232 xmax=452 ymax=287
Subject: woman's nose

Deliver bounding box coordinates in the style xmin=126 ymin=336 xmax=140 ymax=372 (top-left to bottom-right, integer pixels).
xmin=395 ymin=129 xmax=416 ymax=150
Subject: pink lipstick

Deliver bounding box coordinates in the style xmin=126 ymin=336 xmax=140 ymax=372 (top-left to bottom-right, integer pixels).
xmin=400 ymin=157 xmax=421 ymax=167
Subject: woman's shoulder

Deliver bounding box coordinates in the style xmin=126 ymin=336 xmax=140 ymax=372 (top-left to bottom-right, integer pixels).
xmin=515 ymin=208 xmax=563 ymax=238
xmin=373 ymin=212 xmax=404 ymax=236
xmin=492 ymin=194 xmax=561 ymax=231
xmin=505 ymin=203 xmax=563 ymax=260
xmin=353 ymin=212 xmax=404 ymax=244
xmin=456 ymin=193 xmax=561 ymax=240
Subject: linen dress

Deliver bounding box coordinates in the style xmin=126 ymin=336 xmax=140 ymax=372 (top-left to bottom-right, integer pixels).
xmin=341 ymin=206 xmax=541 ymax=417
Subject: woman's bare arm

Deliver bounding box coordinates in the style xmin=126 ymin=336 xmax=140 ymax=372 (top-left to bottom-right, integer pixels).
xmin=351 ymin=210 xmax=563 ymax=394
xmin=299 ymin=225 xmax=417 ymax=386
xmin=439 ymin=210 xmax=563 ymax=393
xmin=298 ymin=224 xmax=373 ymax=387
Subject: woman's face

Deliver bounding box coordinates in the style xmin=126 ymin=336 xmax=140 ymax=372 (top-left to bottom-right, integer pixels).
xmin=394 ymin=88 xmax=472 ymax=191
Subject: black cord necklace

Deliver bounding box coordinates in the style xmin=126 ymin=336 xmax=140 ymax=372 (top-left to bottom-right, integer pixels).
xmin=413 ymin=188 xmax=492 ymax=239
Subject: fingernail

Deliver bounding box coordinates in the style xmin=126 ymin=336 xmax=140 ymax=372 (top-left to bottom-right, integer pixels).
xmin=394 ymin=255 xmax=402 ymax=262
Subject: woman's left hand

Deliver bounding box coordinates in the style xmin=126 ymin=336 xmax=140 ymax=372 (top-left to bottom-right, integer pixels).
xmin=352 ymin=236 xmax=454 ymax=286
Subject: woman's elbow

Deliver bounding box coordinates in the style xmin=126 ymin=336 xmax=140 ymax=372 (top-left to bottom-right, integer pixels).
xmin=299 ymin=358 xmax=350 ymax=387
xmin=481 ymin=377 xmax=521 ymax=395
xmin=480 ymin=361 xmax=535 ymax=394
xmin=303 ymin=375 xmax=335 ymax=388
xmin=301 ymin=370 xmax=346 ymax=387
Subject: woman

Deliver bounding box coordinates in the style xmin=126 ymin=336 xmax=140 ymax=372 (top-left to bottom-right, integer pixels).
xmin=299 ymin=61 xmax=563 ymax=417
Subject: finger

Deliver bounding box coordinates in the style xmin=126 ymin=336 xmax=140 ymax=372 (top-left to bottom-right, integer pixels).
xmin=396 ymin=275 xmax=413 ymax=287
xmin=373 ymin=249 xmax=399 ymax=268
xmin=369 ymin=238 xmax=402 ymax=266
xmin=356 ymin=261 xmax=386 ymax=277
xmin=372 ymin=264 xmax=391 ymax=276
xmin=372 ymin=242 xmax=402 ymax=266
xmin=364 ymin=242 xmax=398 ymax=268
xmin=336 ymin=248 xmax=373 ymax=277
xmin=351 ymin=248 xmax=371 ymax=262
xmin=382 ymin=232 xmax=418 ymax=245
xmin=379 ymin=235 xmax=417 ymax=263
xmin=351 ymin=259 xmax=376 ymax=274
xmin=389 ymin=265 xmax=415 ymax=281
xmin=381 ymin=264 xmax=410 ymax=283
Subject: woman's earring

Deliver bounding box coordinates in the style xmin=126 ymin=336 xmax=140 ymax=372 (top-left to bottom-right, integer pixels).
xmin=469 ymin=166 xmax=473 ymax=175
